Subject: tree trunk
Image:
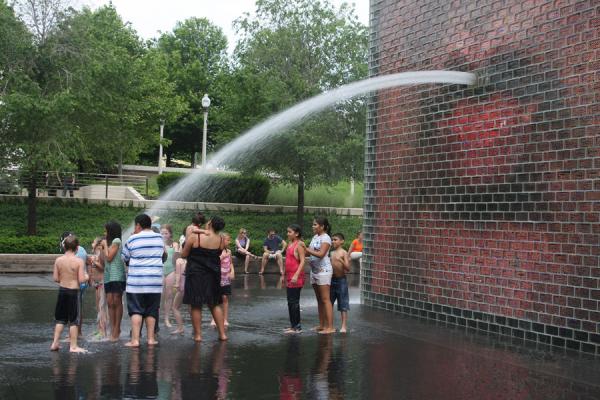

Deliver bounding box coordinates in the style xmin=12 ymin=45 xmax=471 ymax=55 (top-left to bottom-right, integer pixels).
xmin=27 ymin=172 xmax=37 ymax=235
xmin=296 ymin=172 xmax=305 ymax=227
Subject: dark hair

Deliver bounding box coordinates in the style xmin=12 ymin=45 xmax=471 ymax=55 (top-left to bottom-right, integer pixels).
xmin=105 ymin=221 xmax=122 ymax=245
xmin=287 ymin=224 xmax=302 ymax=239
xmin=332 ymin=232 xmax=345 ymax=241
xmin=313 ymin=216 xmax=331 ymax=235
xmin=209 ymin=216 xmax=225 ymax=232
xmin=63 ymin=235 xmax=79 ymax=252
xmin=267 ymin=228 xmax=276 ymax=233
xmin=192 ymin=212 xmax=206 ymax=226
xmin=135 ymin=214 xmax=152 ymax=229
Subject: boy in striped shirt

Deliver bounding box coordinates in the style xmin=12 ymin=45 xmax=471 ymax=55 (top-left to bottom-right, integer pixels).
xmin=122 ymin=214 xmax=165 ymax=347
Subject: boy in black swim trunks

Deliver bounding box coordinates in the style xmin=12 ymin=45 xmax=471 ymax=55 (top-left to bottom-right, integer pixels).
xmin=51 ymin=235 xmax=89 ymax=353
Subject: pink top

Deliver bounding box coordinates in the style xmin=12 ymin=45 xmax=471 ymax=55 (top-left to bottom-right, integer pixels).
xmin=285 ymin=241 xmax=304 ymax=288
xmin=220 ymin=251 xmax=232 ymax=287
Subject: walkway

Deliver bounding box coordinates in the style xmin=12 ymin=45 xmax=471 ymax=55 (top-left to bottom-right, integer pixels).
xmin=0 ymin=274 xmax=599 ymax=399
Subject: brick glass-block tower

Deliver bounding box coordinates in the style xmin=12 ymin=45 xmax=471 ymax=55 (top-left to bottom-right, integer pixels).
xmin=364 ymin=0 xmax=600 ymax=353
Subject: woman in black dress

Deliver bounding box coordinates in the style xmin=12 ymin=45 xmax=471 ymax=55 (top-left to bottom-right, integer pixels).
xmin=181 ymin=216 xmax=228 ymax=341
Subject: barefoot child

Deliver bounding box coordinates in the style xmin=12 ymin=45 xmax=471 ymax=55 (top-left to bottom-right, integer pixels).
xmin=90 ymin=237 xmax=108 ymax=339
xmin=284 ymin=224 xmax=306 ymax=334
xmin=171 ymin=256 xmax=187 ymax=335
xmin=51 ymin=235 xmax=89 ymax=353
xmin=330 ymin=233 xmax=351 ymax=333
xmin=212 ymin=233 xmax=234 ymax=327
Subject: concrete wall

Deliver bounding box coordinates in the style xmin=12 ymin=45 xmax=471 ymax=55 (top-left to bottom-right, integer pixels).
xmin=364 ymin=0 xmax=599 ymax=353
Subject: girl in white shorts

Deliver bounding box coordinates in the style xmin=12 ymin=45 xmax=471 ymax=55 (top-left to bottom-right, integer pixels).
xmin=305 ymin=216 xmax=335 ymax=334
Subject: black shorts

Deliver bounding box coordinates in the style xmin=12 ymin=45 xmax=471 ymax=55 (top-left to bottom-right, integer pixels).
xmin=126 ymin=292 xmax=161 ymax=319
xmin=105 ymin=281 xmax=126 ymax=294
xmin=55 ymin=287 xmax=80 ymax=325
xmin=221 ymin=285 xmax=232 ymax=296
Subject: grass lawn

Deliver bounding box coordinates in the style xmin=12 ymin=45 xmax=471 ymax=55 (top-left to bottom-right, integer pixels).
xmin=0 ymin=200 xmax=362 ymax=254
xmin=267 ymin=181 xmax=363 ymax=208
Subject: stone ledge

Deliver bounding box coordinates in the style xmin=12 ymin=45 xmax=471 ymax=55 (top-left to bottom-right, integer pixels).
xmin=0 ymin=195 xmax=363 ymax=216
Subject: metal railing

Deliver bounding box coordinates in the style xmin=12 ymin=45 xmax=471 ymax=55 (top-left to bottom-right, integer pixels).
xmin=7 ymin=171 xmax=149 ymax=199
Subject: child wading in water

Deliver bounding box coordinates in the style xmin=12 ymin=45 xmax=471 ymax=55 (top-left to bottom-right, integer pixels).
xmin=212 ymin=233 xmax=234 ymax=327
xmin=51 ymin=235 xmax=89 ymax=353
xmin=284 ymin=224 xmax=306 ymax=334
xmin=304 ymin=217 xmax=335 ymax=334
xmin=161 ymin=224 xmax=180 ymax=328
xmin=330 ymin=233 xmax=351 ymax=333
xmin=172 ymin=227 xmax=187 ymax=335
xmin=90 ymin=237 xmax=109 ymax=339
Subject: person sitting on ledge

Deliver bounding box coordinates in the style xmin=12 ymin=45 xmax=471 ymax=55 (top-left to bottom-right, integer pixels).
xmin=260 ymin=228 xmax=286 ymax=275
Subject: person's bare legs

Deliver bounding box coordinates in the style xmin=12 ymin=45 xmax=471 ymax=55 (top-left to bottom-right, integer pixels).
xmin=276 ymin=252 xmax=284 ymax=275
xmin=163 ymin=273 xmax=175 ymax=328
xmin=107 ymin=293 xmax=122 ymax=341
xmin=171 ymin=291 xmax=184 ymax=334
xmin=146 ymin=317 xmax=158 ymax=345
xmin=318 ymin=285 xmax=335 ymax=334
xmin=51 ymin=323 xmax=64 ymax=351
xmin=260 ymin=253 xmax=269 ymax=274
xmin=190 ymin=306 xmax=203 ymax=342
xmin=244 ymin=254 xmax=250 ymax=273
xmin=209 ymin=304 xmax=228 ymax=341
xmin=312 ymin=284 xmax=324 ymax=331
xmin=69 ymin=325 xmax=87 ymax=353
xmin=340 ymin=311 xmax=348 ymax=333
xmin=125 ymin=314 xmax=142 ymax=347
xmin=222 ymin=295 xmax=229 ymax=326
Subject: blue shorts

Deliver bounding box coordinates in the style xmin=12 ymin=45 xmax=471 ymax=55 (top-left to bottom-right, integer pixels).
xmin=330 ymin=276 xmax=350 ymax=312
xmin=126 ymin=292 xmax=161 ymax=319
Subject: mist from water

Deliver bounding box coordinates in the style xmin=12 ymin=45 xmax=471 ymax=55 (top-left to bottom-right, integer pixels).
xmin=135 ymin=71 xmax=476 ymax=231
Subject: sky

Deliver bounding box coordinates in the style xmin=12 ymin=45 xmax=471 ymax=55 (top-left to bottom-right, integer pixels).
xmin=86 ymin=1 xmax=370 ymax=53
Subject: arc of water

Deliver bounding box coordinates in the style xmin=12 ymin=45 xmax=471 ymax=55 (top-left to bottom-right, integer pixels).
xmin=131 ymin=70 xmax=476 ymax=235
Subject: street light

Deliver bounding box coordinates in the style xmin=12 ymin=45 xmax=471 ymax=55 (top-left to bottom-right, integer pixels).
xmin=158 ymin=119 xmax=165 ymax=174
xmin=201 ymin=93 xmax=211 ymax=168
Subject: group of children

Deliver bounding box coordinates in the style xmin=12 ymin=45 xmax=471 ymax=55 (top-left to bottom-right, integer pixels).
xmin=50 ymin=214 xmax=362 ymax=352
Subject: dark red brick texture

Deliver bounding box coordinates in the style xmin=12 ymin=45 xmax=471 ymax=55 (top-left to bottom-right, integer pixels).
xmin=364 ymin=0 xmax=599 ymax=352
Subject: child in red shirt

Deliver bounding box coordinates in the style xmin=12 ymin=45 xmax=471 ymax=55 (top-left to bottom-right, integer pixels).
xmin=284 ymin=224 xmax=306 ymax=334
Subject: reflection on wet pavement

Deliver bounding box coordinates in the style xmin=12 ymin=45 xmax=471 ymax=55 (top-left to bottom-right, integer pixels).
xmin=0 ymin=274 xmax=599 ymax=399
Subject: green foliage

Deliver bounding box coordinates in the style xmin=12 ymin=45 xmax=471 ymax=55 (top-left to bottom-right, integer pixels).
xmin=229 ymin=0 xmax=368 ymax=219
xmin=267 ymin=181 xmax=363 ymax=208
xmin=157 ymin=172 xmax=271 ymax=204
xmin=0 ymin=200 xmax=362 ymax=254
xmin=156 ymin=18 xmax=231 ymax=164
xmin=156 ymin=172 xmax=185 ymax=192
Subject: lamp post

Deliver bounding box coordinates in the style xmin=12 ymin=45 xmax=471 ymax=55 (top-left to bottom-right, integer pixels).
xmin=158 ymin=119 xmax=165 ymax=174
xmin=201 ymin=94 xmax=211 ymax=168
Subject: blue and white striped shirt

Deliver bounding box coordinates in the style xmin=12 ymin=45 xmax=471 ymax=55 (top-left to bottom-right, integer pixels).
xmin=122 ymin=230 xmax=164 ymax=294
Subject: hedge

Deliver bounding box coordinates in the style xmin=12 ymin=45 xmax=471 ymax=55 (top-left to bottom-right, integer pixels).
xmin=0 ymin=236 xmax=60 ymax=254
xmin=157 ymin=172 xmax=271 ymax=204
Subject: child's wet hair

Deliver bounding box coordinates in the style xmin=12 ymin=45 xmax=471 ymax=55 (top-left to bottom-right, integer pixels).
xmin=161 ymin=224 xmax=173 ymax=236
xmin=287 ymin=224 xmax=302 ymax=239
xmin=63 ymin=235 xmax=79 ymax=252
xmin=332 ymin=232 xmax=345 ymax=241
xmin=192 ymin=212 xmax=206 ymax=226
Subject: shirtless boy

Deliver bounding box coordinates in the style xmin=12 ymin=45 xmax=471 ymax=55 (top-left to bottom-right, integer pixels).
xmin=51 ymin=235 xmax=89 ymax=353
xmin=330 ymin=233 xmax=351 ymax=333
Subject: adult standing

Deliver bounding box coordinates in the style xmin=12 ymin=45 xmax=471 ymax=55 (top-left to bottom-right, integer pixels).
xmin=304 ymin=217 xmax=335 ymax=334
xmin=260 ymin=229 xmax=287 ymax=275
xmin=182 ymin=216 xmax=228 ymax=342
xmin=121 ymin=214 xmax=165 ymax=347
xmin=101 ymin=221 xmax=126 ymax=341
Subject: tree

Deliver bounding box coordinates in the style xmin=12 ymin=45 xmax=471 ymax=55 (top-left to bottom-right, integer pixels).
xmin=231 ymin=0 xmax=368 ymax=224
xmin=157 ymin=18 xmax=231 ymax=166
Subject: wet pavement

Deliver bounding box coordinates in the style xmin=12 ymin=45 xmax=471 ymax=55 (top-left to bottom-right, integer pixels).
xmin=1 ymin=274 xmax=599 ymax=399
